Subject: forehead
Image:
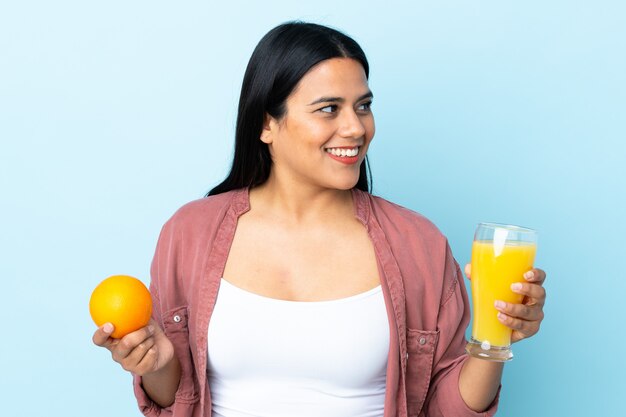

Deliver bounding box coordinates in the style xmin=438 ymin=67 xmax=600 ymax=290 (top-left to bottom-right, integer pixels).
xmin=289 ymin=58 xmax=369 ymax=101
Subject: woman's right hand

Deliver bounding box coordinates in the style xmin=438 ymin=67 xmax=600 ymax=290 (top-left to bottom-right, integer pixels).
xmin=92 ymin=318 xmax=175 ymax=377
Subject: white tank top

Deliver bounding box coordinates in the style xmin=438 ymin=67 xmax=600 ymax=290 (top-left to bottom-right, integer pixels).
xmin=207 ymin=278 xmax=389 ymax=417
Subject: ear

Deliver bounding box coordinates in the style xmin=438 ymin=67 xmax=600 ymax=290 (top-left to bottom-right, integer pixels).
xmin=260 ymin=113 xmax=277 ymax=144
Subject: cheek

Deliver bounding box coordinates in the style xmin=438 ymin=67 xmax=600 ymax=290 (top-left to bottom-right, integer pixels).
xmin=364 ymin=117 xmax=376 ymax=142
xmin=297 ymin=120 xmax=334 ymax=146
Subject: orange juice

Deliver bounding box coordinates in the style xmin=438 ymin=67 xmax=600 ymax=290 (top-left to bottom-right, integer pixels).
xmin=470 ymin=241 xmax=536 ymax=347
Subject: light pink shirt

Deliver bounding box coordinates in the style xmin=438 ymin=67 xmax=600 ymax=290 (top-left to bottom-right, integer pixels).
xmin=133 ymin=188 xmax=500 ymax=417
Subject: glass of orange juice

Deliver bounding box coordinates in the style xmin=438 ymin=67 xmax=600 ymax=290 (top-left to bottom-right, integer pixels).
xmin=466 ymin=223 xmax=537 ymax=361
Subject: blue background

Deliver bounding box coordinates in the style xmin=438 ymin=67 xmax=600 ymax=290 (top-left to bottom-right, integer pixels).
xmin=1 ymin=1 xmax=624 ymax=416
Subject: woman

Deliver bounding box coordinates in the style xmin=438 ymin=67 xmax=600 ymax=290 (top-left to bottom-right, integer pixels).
xmin=93 ymin=22 xmax=547 ymax=417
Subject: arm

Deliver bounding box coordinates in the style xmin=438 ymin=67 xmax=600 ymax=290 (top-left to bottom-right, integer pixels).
xmin=132 ymin=218 xmax=188 ymax=415
xmin=459 ymin=359 xmax=503 ymax=412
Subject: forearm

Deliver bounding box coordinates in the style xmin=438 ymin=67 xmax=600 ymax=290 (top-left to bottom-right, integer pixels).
xmin=458 ymin=357 xmax=503 ymax=412
xmin=141 ymin=356 xmax=182 ymax=408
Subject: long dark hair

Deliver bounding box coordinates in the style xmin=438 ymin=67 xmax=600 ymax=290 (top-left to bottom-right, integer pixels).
xmin=208 ymin=21 xmax=372 ymax=196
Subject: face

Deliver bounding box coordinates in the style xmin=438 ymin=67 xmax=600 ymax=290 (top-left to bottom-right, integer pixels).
xmin=261 ymin=58 xmax=375 ymax=191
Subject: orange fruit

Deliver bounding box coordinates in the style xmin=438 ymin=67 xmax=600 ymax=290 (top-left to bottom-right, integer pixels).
xmin=89 ymin=275 xmax=152 ymax=339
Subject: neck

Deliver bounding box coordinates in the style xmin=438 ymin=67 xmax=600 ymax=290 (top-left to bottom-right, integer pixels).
xmin=249 ymin=175 xmax=355 ymax=225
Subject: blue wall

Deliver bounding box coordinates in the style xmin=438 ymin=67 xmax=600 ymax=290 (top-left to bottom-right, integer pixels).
xmin=1 ymin=1 xmax=623 ymax=416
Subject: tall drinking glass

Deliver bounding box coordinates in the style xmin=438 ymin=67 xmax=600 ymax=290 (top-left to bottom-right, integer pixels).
xmin=466 ymin=223 xmax=537 ymax=361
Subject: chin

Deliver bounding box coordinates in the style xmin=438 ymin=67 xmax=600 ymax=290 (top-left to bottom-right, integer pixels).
xmin=328 ymin=177 xmax=360 ymax=191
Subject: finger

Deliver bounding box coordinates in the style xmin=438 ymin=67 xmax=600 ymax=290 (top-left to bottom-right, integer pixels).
xmin=523 ymin=268 xmax=547 ymax=284
xmin=135 ymin=345 xmax=161 ymax=376
xmin=464 ymin=264 xmax=471 ymax=279
xmin=511 ymin=282 xmax=547 ymax=305
xmin=92 ymin=323 xmax=115 ymax=348
xmin=112 ymin=325 xmax=155 ymax=361
xmin=497 ymin=312 xmax=540 ymax=336
xmin=494 ymin=300 xmax=545 ymax=321
xmin=120 ymin=337 xmax=157 ymax=373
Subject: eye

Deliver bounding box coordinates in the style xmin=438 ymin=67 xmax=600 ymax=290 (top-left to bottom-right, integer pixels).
xmin=358 ymin=101 xmax=373 ymax=112
xmin=319 ymin=104 xmax=338 ymax=114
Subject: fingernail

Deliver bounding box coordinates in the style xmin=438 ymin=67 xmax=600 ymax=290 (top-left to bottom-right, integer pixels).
xmin=524 ymin=271 xmax=534 ymax=280
xmin=103 ymin=323 xmax=114 ymax=334
xmin=148 ymin=325 xmax=154 ymax=334
xmin=497 ymin=312 xmax=507 ymax=322
xmin=494 ymin=300 xmax=506 ymax=309
xmin=511 ymin=283 xmax=523 ymax=291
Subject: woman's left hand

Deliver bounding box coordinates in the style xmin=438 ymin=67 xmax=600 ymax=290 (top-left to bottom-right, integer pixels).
xmin=465 ymin=265 xmax=547 ymax=343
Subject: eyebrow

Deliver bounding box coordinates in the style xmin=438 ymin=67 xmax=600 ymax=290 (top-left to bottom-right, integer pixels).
xmin=307 ymin=91 xmax=374 ymax=106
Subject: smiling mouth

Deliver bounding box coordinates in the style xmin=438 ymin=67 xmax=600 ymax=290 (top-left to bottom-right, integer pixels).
xmin=324 ymin=146 xmax=360 ymax=157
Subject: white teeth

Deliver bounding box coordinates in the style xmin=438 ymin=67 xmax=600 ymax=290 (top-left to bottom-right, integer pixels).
xmin=326 ymin=147 xmax=359 ymax=157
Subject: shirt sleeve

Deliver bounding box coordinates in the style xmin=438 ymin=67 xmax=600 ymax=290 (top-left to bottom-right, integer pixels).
xmin=422 ymin=244 xmax=500 ymax=417
xmin=131 ymin=222 xmax=177 ymax=417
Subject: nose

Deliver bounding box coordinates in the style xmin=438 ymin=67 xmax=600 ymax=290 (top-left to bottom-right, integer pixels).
xmin=338 ymin=108 xmax=366 ymax=139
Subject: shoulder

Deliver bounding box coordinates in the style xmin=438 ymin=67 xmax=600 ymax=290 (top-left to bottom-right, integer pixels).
xmin=161 ymin=189 xmax=242 ymax=236
xmin=366 ymin=192 xmax=445 ymax=243
xmin=173 ymin=190 xmax=236 ymax=221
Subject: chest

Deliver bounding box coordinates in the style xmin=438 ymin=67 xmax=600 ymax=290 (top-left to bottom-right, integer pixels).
xmin=222 ymin=214 xmax=381 ymax=301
